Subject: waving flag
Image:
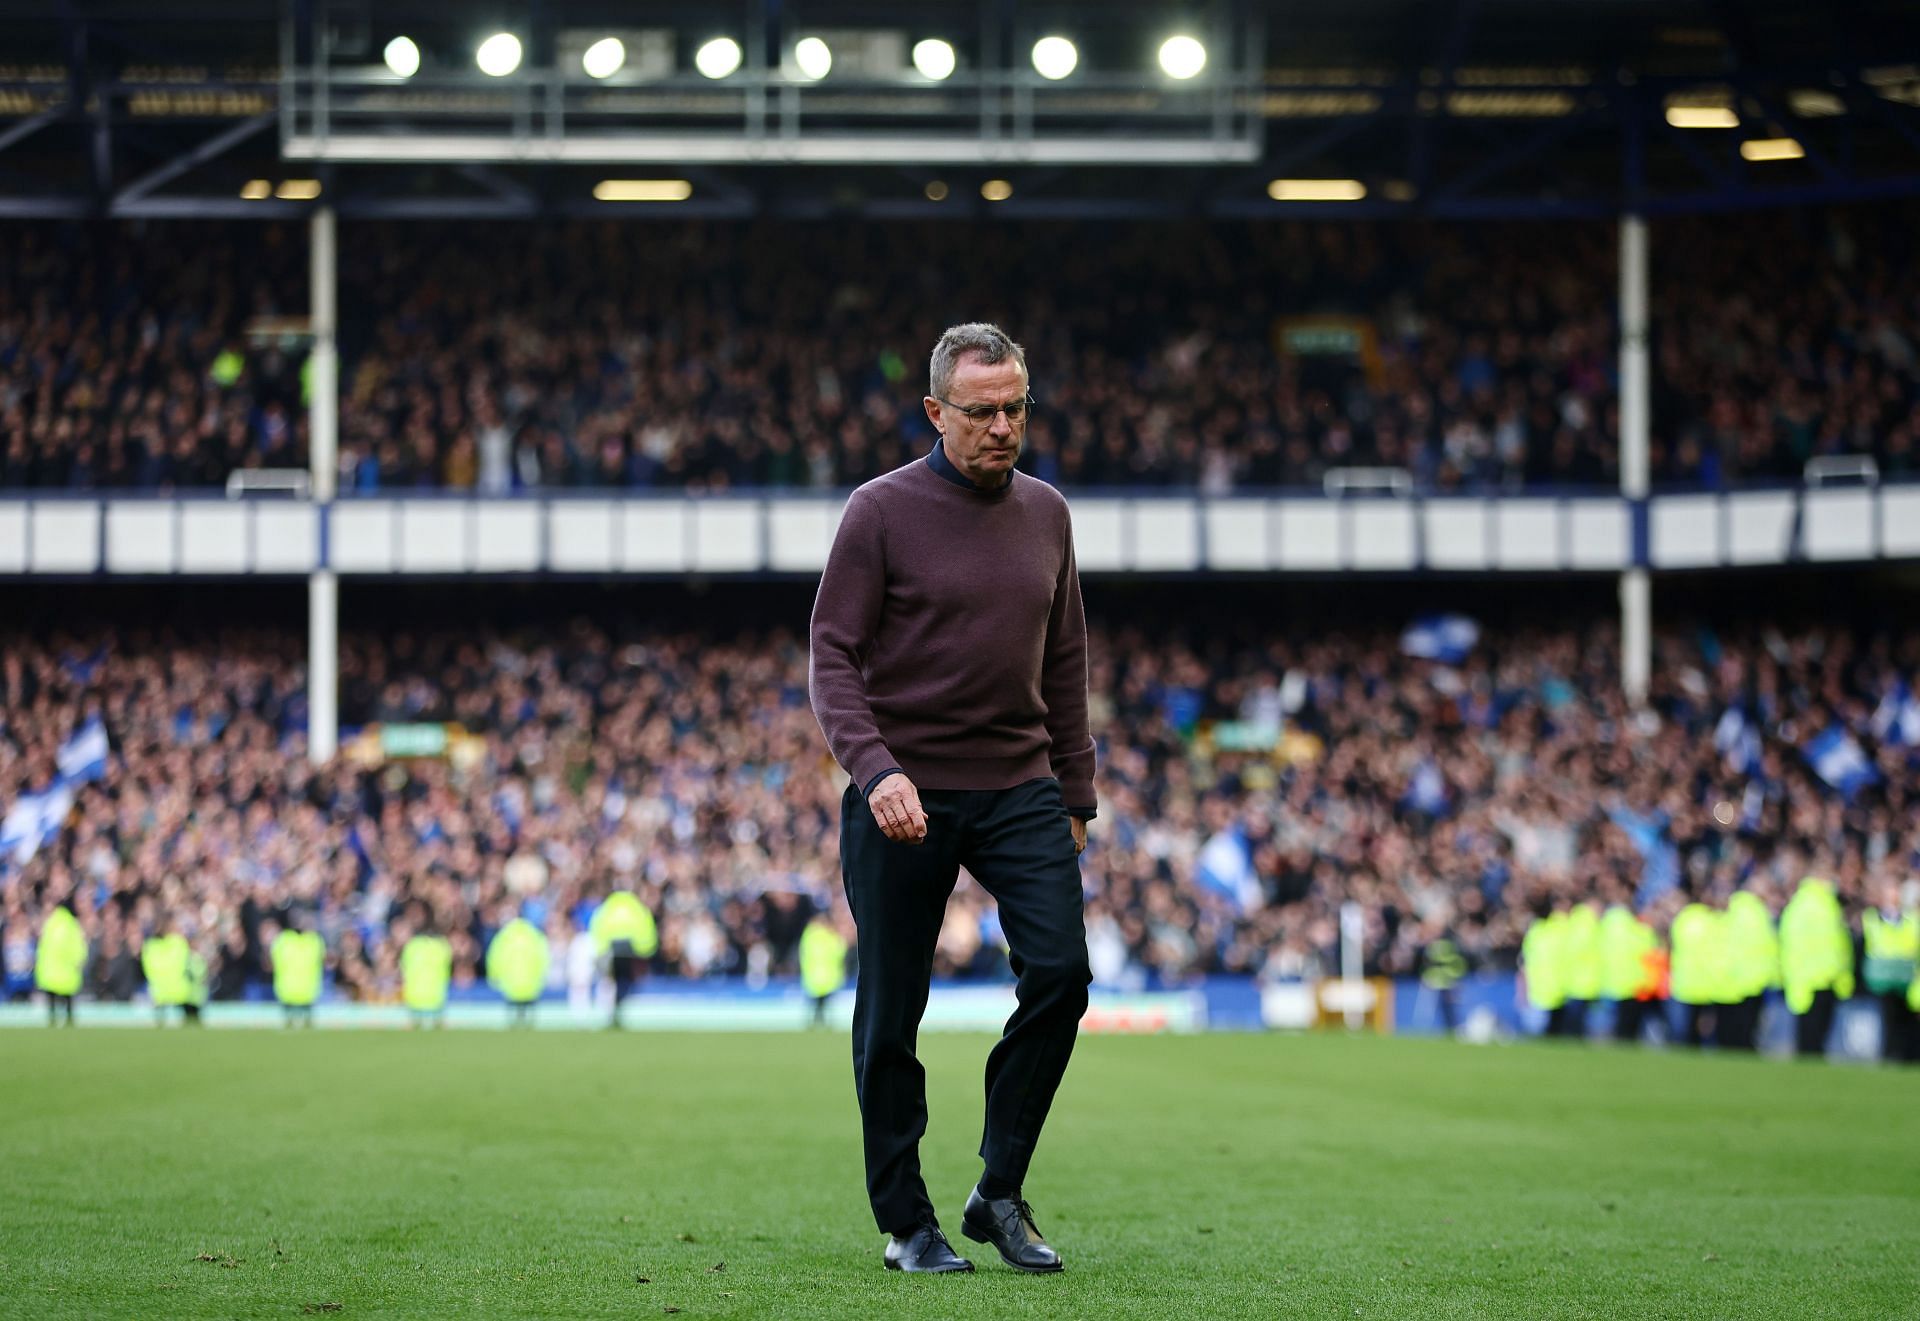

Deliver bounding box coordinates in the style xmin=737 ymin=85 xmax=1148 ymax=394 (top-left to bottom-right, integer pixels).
xmin=1714 ymin=707 xmax=1763 ymax=775
xmin=1401 ymin=614 xmax=1480 ymax=665
xmin=1196 ymin=827 xmax=1260 ymax=914
xmin=0 ymin=784 xmax=75 ymax=866
xmin=56 ymin=717 xmax=110 ymax=785
xmin=1805 ymin=724 xmax=1878 ymax=798
xmin=1871 ymin=682 xmax=1920 ymax=747
xmin=0 ymin=719 xmax=110 ymax=869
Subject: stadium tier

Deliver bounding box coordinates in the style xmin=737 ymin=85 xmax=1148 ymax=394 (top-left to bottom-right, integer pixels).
xmin=3 ymin=207 xmax=1917 ymax=493
xmin=3 ymin=591 xmax=1916 ymax=1042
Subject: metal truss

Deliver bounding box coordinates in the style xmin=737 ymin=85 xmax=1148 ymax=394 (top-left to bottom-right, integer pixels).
xmin=2 ymin=0 xmax=1919 ymax=221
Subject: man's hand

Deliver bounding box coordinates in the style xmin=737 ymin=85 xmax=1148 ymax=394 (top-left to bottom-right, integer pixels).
xmin=1070 ymin=817 xmax=1088 ymax=856
xmin=868 ymin=773 xmax=929 ymax=845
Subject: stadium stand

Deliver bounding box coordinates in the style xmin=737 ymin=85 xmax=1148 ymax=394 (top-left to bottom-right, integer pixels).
xmin=3 ymin=205 xmax=1915 ymax=493
xmin=4 ymin=596 xmax=1915 ymax=1008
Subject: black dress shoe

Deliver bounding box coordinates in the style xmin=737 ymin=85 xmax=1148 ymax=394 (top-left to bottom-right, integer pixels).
xmin=883 ymin=1223 xmax=974 ymax=1273
xmin=960 ymin=1188 xmax=1064 ymax=1273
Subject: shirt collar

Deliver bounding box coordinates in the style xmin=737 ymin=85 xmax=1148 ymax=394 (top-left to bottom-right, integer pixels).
xmin=927 ymin=438 xmax=1012 ymax=495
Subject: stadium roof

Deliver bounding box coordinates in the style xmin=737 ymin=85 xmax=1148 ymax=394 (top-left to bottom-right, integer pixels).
xmin=2 ymin=0 xmax=1918 ymax=220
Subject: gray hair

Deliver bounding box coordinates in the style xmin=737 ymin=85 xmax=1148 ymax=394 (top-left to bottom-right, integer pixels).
xmin=929 ymin=322 xmax=1027 ymax=399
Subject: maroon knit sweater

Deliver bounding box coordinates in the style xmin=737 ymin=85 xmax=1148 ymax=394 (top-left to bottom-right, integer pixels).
xmin=808 ymin=452 xmax=1097 ymax=816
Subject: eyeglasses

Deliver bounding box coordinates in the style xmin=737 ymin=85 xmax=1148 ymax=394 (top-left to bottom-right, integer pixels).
xmin=935 ymin=393 xmax=1034 ymax=427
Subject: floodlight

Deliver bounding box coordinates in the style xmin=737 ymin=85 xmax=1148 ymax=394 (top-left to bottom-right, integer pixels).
xmin=1740 ymin=137 xmax=1804 ymax=161
xmin=1666 ymin=107 xmax=1738 ymax=129
xmin=582 ymin=37 xmax=625 ymax=80
xmin=383 ymin=36 xmax=420 ymax=78
xmin=594 ymin=180 xmax=694 ymax=202
xmin=1267 ymin=179 xmax=1367 ymax=201
xmin=913 ymin=39 xmax=956 ymax=81
xmin=794 ymin=37 xmax=832 ymax=81
xmin=695 ymin=37 xmax=743 ymax=79
xmin=1031 ymin=36 xmax=1077 ymax=80
xmin=1158 ymin=35 xmax=1206 ymax=80
xmin=476 ymin=33 xmax=522 ymax=77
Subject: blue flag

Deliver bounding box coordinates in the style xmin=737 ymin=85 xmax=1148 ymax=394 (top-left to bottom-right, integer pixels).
xmin=1805 ymin=724 xmax=1878 ymax=798
xmin=0 ymin=784 xmax=74 ymax=866
xmin=1871 ymin=681 xmax=1920 ymax=747
xmin=56 ymin=717 xmax=110 ymax=785
xmin=1401 ymin=614 xmax=1480 ymax=665
xmin=1196 ymin=827 xmax=1258 ymax=914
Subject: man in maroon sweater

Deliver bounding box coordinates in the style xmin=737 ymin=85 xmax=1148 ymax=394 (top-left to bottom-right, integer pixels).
xmin=809 ymin=323 xmax=1096 ymax=1276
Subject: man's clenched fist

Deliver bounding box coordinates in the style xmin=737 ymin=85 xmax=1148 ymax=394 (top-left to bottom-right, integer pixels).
xmin=868 ymin=772 xmax=928 ymax=844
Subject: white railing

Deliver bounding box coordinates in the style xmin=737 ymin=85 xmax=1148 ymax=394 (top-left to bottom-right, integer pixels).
xmin=1 ymin=485 xmax=1918 ymax=577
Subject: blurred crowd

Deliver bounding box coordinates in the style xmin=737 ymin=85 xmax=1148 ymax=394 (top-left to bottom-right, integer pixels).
xmin=3 ymin=604 xmax=1918 ymax=1006
xmin=4 ymin=205 xmax=1916 ymax=494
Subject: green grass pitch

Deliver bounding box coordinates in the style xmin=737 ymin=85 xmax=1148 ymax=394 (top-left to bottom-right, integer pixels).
xmin=3 ymin=1029 xmax=1916 ymax=1319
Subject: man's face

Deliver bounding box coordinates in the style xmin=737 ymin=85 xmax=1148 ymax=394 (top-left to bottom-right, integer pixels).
xmin=924 ymin=354 xmax=1029 ymax=485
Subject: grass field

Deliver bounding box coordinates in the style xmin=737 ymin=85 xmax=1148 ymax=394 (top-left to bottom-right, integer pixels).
xmin=2 ymin=1030 xmax=1916 ymax=1320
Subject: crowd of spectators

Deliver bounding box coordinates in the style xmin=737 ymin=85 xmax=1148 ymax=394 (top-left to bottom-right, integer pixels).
xmin=3 ymin=597 xmax=1916 ymax=1003
xmin=3 ymin=204 xmax=1915 ymax=494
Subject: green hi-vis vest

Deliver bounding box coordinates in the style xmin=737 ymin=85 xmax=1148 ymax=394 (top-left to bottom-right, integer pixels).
xmin=589 ymin=892 xmax=659 ymax=958
xmin=799 ymin=920 xmax=849 ymax=999
xmin=140 ymin=933 xmax=192 ymax=1007
xmin=1862 ymin=910 xmax=1918 ymax=995
xmin=1723 ymin=891 xmax=1781 ymax=1001
xmin=1564 ymin=905 xmax=1603 ymax=1001
xmin=184 ymin=950 xmax=209 ymax=1006
xmin=1668 ymin=903 xmax=1722 ymax=1006
xmin=1420 ymin=937 xmax=1468 ymax=991
xmin=34 ymin=906 xmax=88 ymax=996
xmin=400 ymin=934 xmax=454 ymax=1012
xmin=486 ymin=919 xmax=549 ymax=1004
xmin=1521 ymin=913 xmax=1567 ymax=1010
xmin=271 ymin=929 xmax=326 ymax=1006
xmin=1778 ymin=878 xmax=1855 ymax=1014
xmin=1598 ymin=905 xmax=1656 ymax=1001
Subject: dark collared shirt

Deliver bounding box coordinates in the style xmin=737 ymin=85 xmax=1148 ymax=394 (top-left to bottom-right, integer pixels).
xmin=927 ymin=438 xmax=1012 ymax=494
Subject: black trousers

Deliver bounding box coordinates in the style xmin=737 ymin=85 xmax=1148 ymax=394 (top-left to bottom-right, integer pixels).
xmin=840 ymin=777 xmax=1090 ymax=1235
xmin=1719 ymin=995 xmax=1763 ymax=1051
xmin=610 ymin=948 xmax=644 ymax=1027
xmin=1880 ymin=991 xmax=1919 ymax=1063
xmin=1612 ymin=997 xmax=1646 ymax=1043
xmin=1795 ymin=989 xmax=1837 ymax=1057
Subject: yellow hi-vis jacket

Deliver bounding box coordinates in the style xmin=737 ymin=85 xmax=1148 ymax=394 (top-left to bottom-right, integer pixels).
xmin=184 ymin=948 xmax=209 ymax=1007
xmin=400 ymin=934 xmax=454 ymax=1012
xmin=34 ymin=906 xmax=87 ymax=996
xmin=1778 ymin=878 xmax=1855 ymax=1013
xmin=1668 ymin=903 xmax=1722 ymax=1006
xmin=1521 ymin=913 xmax=1567 ymax=1010
xmin=140 ymin=932 xmax=192 ymax=1007
xmin=1564 ymin=904 xmax=1603 ymax=1002
xmin=486 ymin=918 xmax=549 ymax=1004
xmin=1599 ymin=905 xmax=1656 ymax=1001
xmin=799 ymin=919 xmax=849 ymax=999
xmin=1723 ymin=891 xmax=1780 ymax=1001
xmin=1862 ymin=909 xmax=1918 ymax=995
xmin=271 ymin=929 xmax=326 ymax=1007
xmin=589 ymin=891 xmax=659 ymax=958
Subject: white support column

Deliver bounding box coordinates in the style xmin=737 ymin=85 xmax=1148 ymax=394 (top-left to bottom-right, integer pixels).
xmin=309 ymin=206 xmax=338 ymax=502
xmin=308 ymin=569 xmax=338 ymax=764
xmin=1619 ymin=214 xmax=1651 ymax=707
xmin=1620 ymin=568 xmax=1650 ymax=710
xmin=308 ymin=206 xmax=340 ymax=764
